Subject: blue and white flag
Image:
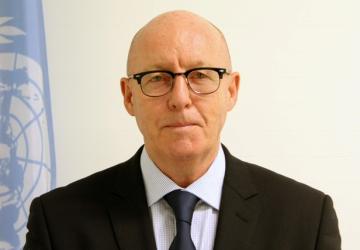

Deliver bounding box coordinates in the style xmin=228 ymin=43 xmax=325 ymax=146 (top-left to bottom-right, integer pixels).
xmin=0 ymin=0 xmax=56 ymax=249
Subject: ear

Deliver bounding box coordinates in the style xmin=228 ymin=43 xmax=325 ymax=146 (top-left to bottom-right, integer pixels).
xmin=121 ymin=77 xmax=135 ymax=116
xmin=226 ymin=72 xmax=240 ymax=111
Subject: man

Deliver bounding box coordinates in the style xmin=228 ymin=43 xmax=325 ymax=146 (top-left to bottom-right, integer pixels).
xmin=24 ymin=10 xmax=341 ymax=250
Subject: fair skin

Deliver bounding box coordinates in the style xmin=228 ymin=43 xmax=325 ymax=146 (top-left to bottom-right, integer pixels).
xmin=121 ymin=11 xmax=240 ymax=187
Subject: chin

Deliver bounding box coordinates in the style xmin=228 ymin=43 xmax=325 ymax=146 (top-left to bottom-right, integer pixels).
xmin=164 ymin=139 xmax=206 ymax=159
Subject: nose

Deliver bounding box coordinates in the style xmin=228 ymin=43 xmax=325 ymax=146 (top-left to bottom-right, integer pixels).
xmin=167 ymin=74 xmax=192 ymax=111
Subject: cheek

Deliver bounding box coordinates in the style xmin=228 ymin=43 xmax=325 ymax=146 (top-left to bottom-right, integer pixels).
xmin=134 ymin=108 xmax=152 ymax=134
xmin=198 ymin=98 xmax=228 ymax=134
xmin=210 ymin=108 xmax=227 ymax=134
xmin=132 ymin=98 xmax=162 ymax=137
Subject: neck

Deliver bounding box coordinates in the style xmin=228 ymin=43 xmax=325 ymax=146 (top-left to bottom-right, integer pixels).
xmin=145 ymin=144 xmax=220 ymax=188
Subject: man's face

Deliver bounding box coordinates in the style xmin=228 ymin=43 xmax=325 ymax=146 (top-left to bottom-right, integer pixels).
xmin=121 ymin=15 xmax=239 ymax=162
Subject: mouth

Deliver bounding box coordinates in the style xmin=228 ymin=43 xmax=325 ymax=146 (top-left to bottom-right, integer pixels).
xmin=166 ymin=124 xmax=196 ymax=128
xmin=164 ymin=122 xmax=199 ymax=129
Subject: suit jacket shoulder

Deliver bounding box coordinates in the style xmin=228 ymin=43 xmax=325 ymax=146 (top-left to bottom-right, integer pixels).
xmin=41 ymin=147 xmax=143 ymax=198
xmin=214 ymin=145 xmax=341 ymax=250
xmin=25 ymin=146 xmax=157 ymax=250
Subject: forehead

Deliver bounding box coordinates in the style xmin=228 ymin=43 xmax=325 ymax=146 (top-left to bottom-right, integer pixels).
xmin=127 ymin=15 xmax=228 ymax=73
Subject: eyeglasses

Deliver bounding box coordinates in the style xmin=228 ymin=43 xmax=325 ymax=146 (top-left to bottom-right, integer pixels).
xmin=127 ymin=67 xmax=230 ymax=97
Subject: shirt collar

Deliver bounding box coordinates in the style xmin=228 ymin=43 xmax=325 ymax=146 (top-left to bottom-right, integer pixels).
xmin=140 ymin=146 xmax=225 ymax=210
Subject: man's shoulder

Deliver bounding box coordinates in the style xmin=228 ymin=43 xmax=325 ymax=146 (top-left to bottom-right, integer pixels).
xmin=223 ymin=146 xmax=326 ymax=201
xmin=39 ymin=147 xmax=143 ymax=202
xmin=244 ymin=159 xmax=324 ymax=197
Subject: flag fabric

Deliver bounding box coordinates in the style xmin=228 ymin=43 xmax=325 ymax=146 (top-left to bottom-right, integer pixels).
xmin=0 ymin=0 xmax=56 ymax=249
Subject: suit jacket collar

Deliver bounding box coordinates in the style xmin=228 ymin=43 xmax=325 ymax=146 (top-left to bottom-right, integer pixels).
xmin=213 ymin=145 xmax=261 ymax=250
xmin=105 ymin=146 xmax=157 ymax=250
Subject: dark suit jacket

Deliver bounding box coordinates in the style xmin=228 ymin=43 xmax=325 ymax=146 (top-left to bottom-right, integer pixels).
xmin=24 ymin=146 xmax=341 ymax=250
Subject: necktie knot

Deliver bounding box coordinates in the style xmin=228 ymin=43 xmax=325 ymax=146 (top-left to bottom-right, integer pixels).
xmin=164 ymin=190 xmax=199 ymax=250
xmin=164 ymin=190 xmax=199 ymax=223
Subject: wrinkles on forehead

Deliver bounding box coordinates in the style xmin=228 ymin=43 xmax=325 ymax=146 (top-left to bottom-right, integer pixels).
xmin=126 ymin=10 xmax=232 ymax=75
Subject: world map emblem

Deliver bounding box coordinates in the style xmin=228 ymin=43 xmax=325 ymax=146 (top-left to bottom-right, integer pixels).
xmin=0 ymin=16 xmax=56 ymax=249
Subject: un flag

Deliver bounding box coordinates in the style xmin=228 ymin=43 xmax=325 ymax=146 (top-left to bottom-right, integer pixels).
xmin=0 ymin=0 xmax=56 ymax=249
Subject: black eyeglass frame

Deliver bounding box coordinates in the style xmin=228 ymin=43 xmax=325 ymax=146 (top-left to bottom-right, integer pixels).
xmin=127 ymin=67 xmax=230 ymax=97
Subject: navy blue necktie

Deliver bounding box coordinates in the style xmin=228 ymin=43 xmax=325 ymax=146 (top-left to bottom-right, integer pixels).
xmin=164 ymin=190 xmax=200 ymax=250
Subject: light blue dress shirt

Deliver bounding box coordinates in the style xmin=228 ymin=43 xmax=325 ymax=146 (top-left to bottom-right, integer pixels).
xmin=140 ymin=146 xmax=226 ymax=250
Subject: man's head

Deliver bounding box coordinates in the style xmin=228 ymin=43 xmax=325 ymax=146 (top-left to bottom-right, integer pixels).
xmin=126 ymin=11 xmax=233 ymax=75
xmin=121 ymin=10 xmax=240 ymax=183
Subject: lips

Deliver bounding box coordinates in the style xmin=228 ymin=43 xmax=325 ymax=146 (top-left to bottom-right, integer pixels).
xmin=163 ymin=120 xmax=200 ymax=129
xmin=165 ymin=122 xmax=196 ymax=128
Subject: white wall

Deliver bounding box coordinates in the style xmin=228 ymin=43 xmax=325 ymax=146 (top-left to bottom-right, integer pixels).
xmin=43 ymin=0 xmax=359 ymax=249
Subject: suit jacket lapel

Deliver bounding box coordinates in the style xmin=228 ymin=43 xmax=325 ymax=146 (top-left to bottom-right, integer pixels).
xmin=104 ymin=147 xmax=157 ymax=250
xmin=102 ymin=145 xmax=261 ymax=250
xmin=214 ymin=146 xmax=262 ymax=250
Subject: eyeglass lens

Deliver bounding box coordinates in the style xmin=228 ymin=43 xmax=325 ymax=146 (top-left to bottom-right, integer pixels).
xmin=140 ymin=69 xmax=220 ymax=96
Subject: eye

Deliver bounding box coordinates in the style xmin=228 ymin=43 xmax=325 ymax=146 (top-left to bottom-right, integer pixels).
xmin=149 ymin=74 xmax=164 ymax=82
xmin=191 ymin=71 xmax=209 ymax=79
xmin=145 ymin=73 xmax=172 ymax=83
